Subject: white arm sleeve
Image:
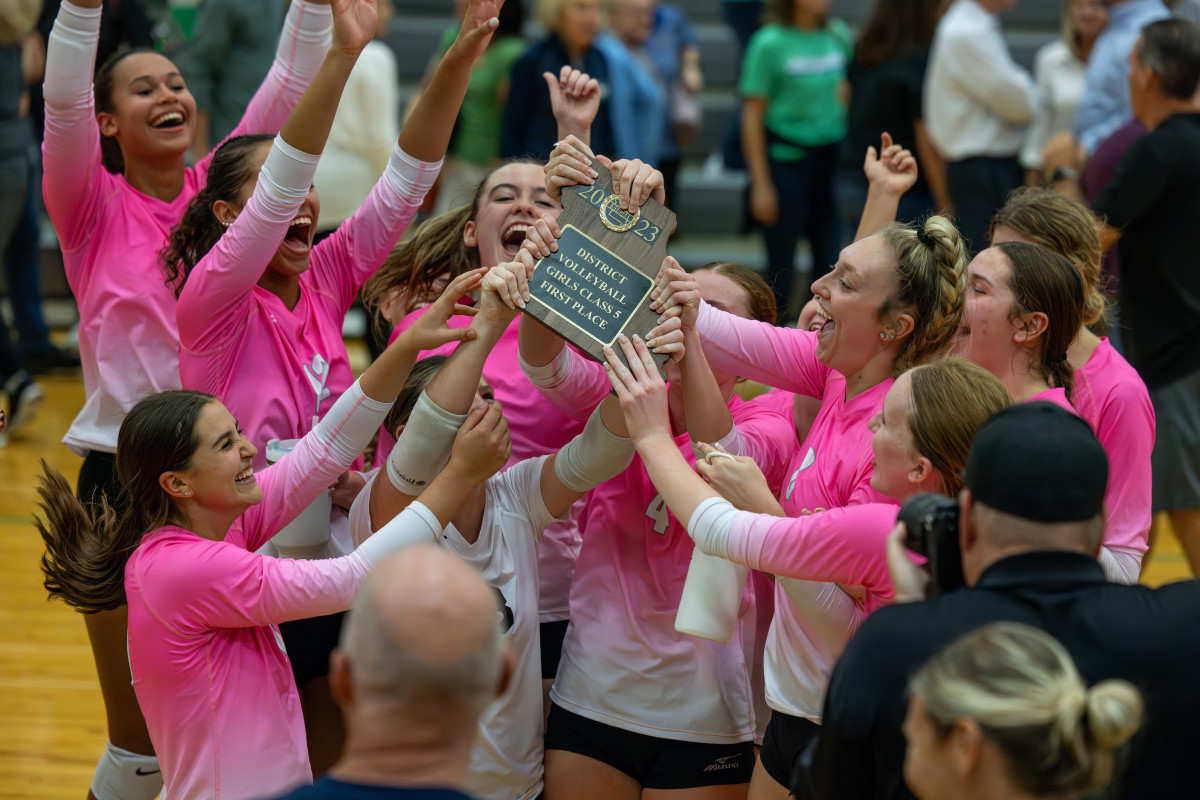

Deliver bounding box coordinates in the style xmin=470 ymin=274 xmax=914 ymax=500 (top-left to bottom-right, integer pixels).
xmin=383 ymin=145 xmax=443 ymax=199
xmin=686 ymin=496 xmax=739 ymax=559
xmin=42 ymin=0 xmax=101 ymax=108
xmin=312 ymin=380 xmax=393 ymax=465
xmin=1098 ymin=545 xmax=1143 ymax=585
xmin=277 ymin=0 xmax=332 ymax=81
xmin=256 ymin=136 xmax=321 ymax=220
xmin=387 ymin=391 xmax=468 ymax=496
xmin=353 ymin=500 xmax=442 ymax=567
xmin=553 ymin=402 xmax=635 ymax=492
xmin=520 ymin=346 xmax=574 ymax=388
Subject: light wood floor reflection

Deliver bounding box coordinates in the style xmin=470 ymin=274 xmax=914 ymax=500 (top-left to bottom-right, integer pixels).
xmin=0 ymin=369 xmax=1192 ymax=799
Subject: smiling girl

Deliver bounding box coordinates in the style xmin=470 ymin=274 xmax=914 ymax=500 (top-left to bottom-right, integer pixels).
xmin=956 ymin=241 xmax=1084 ymax=409
xmin=650 ymin=214 xmax=967 ymax=799
xmin=37 ymin=270 xmax=492 ymax=800
xmin=41 ymin=0 xmax=332 ymax=793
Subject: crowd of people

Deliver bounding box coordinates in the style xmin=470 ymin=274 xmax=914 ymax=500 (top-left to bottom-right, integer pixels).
xmin=7 ymin=0 xmax=1200 ymax=798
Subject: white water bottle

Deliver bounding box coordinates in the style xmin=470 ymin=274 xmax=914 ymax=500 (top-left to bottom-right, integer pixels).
xmin=265 ymin=438 xmax=333 ymax=559
xmin=675 ymin=546 xmax=749 ymax=643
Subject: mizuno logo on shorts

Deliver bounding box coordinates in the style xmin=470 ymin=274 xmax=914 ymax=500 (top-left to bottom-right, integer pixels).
xmin=702 ymin=755 xmax=741 ymax=771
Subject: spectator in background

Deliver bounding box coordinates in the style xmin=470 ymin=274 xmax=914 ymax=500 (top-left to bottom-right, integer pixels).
xmin=0 ymin=0 xmax=44 ymax=437
xmin=1021 ymin=0 xmax=1108 ymax=184
xmin=1047 ymin=19 xmax=1200 ymax=575
xmin=184 ymin=0 xmax=284 ymax=158
xmin=267 ymin=546 xmax=511 ymax=800
xmin=740 ymin=0 xmax=850 ymax=321
xmin=925 ymin=0 xmax=1036 ymax=257
xmin=648 ymin=0 xmax=704 ymax=203
xmin=314 ymin=0 xmax=400 ymax=237
xmin=501 ymin=0 xmax=615 ymax=160
xmin=1073 ymin=0 xmax=1170 ymax=156
xmin=602 ymin=0 xmax=667 ymax=166
xmin=425 ymin=0 xmax=526 ymax=212
xmin=839 ymin=0 xmax=947 ymax=241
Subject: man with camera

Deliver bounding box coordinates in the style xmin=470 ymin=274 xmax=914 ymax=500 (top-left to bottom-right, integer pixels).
xmin=803 ymin=402 xmax=1200 ymax=800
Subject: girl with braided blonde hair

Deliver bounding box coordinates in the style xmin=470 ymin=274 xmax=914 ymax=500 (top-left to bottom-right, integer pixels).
xmin=635 ymin=211 xmax=969 ymax=800
xmin=904 ymin=621 xmax=1142 ymax=800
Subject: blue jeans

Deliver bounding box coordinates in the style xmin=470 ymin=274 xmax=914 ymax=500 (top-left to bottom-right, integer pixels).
xmin=760 ymin=144 xmax=841 ymax=321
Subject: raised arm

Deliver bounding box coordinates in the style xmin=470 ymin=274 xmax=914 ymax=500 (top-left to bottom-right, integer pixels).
xmin=854 ymin=133 xmax=918 ymax=242
xmin=312 ymin=0 xmax=503 ymax=300
xmin=366 ymin=260 xmax=523 ymax=529
xmin=240 ymin=270 xmax=485 ymax=551
xmin=175 ymin=0 xmax=376 ymax=354
xmin=197 ymin=0 xmax=334 ymax=171
xmin=650 ymin=294 xmax=829 ymax=398
xmin=41 ymin=0 xmax=105 ymax=251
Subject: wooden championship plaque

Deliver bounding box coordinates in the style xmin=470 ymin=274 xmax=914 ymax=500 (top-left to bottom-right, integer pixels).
xmin=521 ymin=157 xmax=677 ymax=373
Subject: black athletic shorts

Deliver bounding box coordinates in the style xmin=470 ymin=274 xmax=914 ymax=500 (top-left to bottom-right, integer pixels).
xmin=539 ymin=620 xmax=569 ymax=680
xmin=279 ymin=611 xmax=346 ymax=687
xmin=77 ymin=449 xmax=122 ymax=519
xmin=544 ymin=703 xmax=755 ymax=789
xmin=759 ymin=709 xmax=821 ymax=794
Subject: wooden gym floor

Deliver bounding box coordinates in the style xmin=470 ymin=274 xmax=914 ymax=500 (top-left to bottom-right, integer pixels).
xmin=0 ymin=367 xmax=1191 ymax=800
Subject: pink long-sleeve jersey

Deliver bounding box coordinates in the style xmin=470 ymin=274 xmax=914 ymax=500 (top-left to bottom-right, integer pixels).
xmin=541 ymin=351 xmax=796 ymax=743
xmin=721 ymin=503 xmax=899 ymax=611
xmin=1073 ymin=338 xmax=1154 ymax=555
xmin=388 ymin=311 xmax=588 ymax=623
xmin=125 ymin=382 xmax=401 ymax=800
xmin=177 ymin=147 xmax=439 ymax=470
xmin=42 ymin=0 xmax=330 ymax=455
xmin=694 ymin=302 xmax=894 ymax=721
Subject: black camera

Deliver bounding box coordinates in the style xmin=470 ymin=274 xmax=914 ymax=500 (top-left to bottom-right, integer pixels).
xmin=897 ymin=493 xmax=965 ymax=597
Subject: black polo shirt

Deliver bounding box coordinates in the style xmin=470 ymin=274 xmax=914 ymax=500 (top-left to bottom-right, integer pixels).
xmin=1092 ymin=113 xmax=1200 ymax=389
xmin=808 ymin=551 xmax=1200 ymax=800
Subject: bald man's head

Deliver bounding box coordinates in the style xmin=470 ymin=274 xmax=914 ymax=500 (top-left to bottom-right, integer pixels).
xmin=339 ymin=545 xmax=505 ymax=715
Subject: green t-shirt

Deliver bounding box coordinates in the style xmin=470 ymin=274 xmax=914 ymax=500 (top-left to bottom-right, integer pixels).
xmin=440 ymin=29 xmax=527 ymax=167
xmin=739 ymin=19 xmax=852 ymax=161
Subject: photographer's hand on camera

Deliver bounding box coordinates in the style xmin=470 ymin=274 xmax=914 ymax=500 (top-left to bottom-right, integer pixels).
xmin=886 ymin=522 xmax=929 ymax=603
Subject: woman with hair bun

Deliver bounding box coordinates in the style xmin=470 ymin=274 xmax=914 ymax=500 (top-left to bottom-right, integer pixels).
xmin=990 ymin=189 xmax=1153 ymax=583
xmin=904 ymin=621 xmax=1142 ymax=800
xmin=646 ymin=211 xmax=969 ymax=799
xmin=956 ymin=240 xmax=1084 ymax=410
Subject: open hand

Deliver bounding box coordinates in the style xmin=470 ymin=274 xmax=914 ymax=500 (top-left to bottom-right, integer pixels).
xmin=398 ymin=268 xmax=483 ymax=351
xmin=863 ymin=132 xmax=917 ymax=197
xmin=329 ymin=0 xmax=379 ymax=56
xmin=447 ymin=0 xmax=503 ymax=64
xmin=603 ymin=334 xmax=673 ymax=445
xmin=546 ymin=67 xmax=601 ymax=140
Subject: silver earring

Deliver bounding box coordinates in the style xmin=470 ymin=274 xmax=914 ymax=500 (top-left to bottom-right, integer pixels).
xmin=220 ymin=220 xmax=232 ymax=228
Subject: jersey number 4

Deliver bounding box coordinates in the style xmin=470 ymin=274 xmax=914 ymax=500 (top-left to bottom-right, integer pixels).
xmin=645 ymin=494 xmax=671 ymax=535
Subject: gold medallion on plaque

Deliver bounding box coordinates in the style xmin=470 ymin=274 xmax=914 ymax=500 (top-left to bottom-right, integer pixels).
xmin=599 ymin=193 xmax=640 ymax=232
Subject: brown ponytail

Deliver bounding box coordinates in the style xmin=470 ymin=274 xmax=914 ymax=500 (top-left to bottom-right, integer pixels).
xmin=37 ymin=390 xmax=216 ymax=612
xmin=159 ymin=134 xmax=274 ymax=297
